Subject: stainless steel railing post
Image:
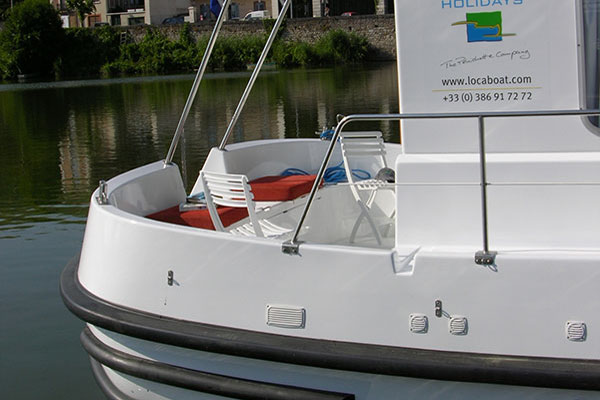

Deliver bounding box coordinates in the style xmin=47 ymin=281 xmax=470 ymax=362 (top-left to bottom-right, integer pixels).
xmin=164 ymin=0 xmax=230 ymax=166
xmin=218 ymin=0 xmax=292 ymax=150
xmin=474 ymin=116 xmax=496 ymax=265
xmin=282 ymin=117 xmax=349 ymax=255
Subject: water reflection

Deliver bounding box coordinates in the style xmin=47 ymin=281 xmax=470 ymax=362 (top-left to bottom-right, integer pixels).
xmin=0 ymin=63 xmax=399 ymax=230
xmin=0 ymin=63 xmax=398 ymax=399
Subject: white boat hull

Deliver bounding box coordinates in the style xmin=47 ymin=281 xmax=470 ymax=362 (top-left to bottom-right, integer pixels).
xmin=60 ymin=0 xmax=600 ymax=394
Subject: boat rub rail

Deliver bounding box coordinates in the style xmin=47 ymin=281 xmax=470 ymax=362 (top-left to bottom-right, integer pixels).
xmin=60 ymin=256 xmax=600 ymax=391
xmin=83 ymin=326 xmax=355 ymax=400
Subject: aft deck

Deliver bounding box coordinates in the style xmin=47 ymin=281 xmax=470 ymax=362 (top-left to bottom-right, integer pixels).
xmin=139 ymin=137 xmax=400 ymax=249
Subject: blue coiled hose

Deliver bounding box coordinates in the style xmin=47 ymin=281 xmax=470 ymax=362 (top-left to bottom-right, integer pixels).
xmin=281 ymin=162 xmax=370 ymax=184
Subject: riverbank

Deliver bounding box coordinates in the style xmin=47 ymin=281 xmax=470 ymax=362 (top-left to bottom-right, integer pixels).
xmin=2 ymin=22 xmax=372 ymax=81
xmin=0 ymin=0 xmax=394 ymax=82
xmin=130 ymin=15 xmax=396 ymax=61
xmin=99 ymin=24 xmax=370 ymax=77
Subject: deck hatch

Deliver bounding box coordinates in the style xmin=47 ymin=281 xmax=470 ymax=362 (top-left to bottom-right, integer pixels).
xmin=266 ymin=305 xmax=306 ymax=329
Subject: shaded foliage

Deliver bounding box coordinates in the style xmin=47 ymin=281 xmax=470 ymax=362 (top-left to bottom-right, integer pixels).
xmin=0 ymin=0 xmax=21 ymax=21
xmin=0 ymin=8 xmax=371 ymax=81
xmin=103 ymin=25 xmax=268 ymax=75
xmin=100 ymin=24 xmax=369 ymax=76
xmin=272 ymin=29 xmax=369 ymax=68
xmin=103 ymin=25 xmax=201 ymax=75
xmin=56 ymin=25 xmax=120 ymax=78
xmin=314 ymin=29 xmax=369 ymax=64
xmin=0 ymin=0 xmax=63 ymax=78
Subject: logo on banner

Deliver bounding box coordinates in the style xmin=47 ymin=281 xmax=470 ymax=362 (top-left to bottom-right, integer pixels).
xmin=452 ymin=11 xmax=516 ymax=42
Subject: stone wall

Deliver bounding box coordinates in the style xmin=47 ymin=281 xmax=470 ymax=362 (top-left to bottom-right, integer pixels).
xmin=284 ymin=15 xmax=396 ymax=60
xmin=126 ymin=15 xmax=396 ymax=61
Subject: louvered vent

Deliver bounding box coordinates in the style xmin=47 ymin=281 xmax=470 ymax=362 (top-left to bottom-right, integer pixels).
xmin=266 ymin=305 xmax=305 ymax=329
xmin=449 ymin=316 xmax=468 ymax=335
xmin=409 ymin=314 xmax=428 ymax=334
xmin=566 ymin=321 xmax=587 ymax=342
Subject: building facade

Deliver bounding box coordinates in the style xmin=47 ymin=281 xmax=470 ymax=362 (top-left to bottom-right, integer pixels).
xmin=57 ymin=0 xmax=393 ymax=28
xmin=92 ymin=0 xmax=276 ymax=26
xmin=94 ymin=0 xmax=191 ymax=26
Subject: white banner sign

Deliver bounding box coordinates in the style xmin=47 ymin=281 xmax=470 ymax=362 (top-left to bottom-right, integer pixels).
xmin=396 ymin=0 xmax=580 ymax=113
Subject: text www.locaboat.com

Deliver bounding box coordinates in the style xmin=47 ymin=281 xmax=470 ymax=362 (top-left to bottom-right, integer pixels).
xmin=438 ymin=74 xmax=537 ymax=104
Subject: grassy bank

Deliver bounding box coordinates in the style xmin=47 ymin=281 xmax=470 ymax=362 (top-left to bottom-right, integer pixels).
xmin=0 ymin=0 xmax=371 ymax=81
xmin=86 ymin=24 xmax=370 ymax=78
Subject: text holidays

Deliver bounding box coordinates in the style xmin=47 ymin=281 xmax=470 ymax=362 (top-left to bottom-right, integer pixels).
xmin=442 ymin=0 xmax=523 ymax=9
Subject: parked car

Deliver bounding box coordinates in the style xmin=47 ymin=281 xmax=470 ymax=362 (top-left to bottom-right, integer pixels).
xmin=162 ymin=15 xmax=185 ymax=25
xmin=244 ymin=10 xmax=270 ymax=20
xmin=341 ymin=11 xmax=357 ymax=16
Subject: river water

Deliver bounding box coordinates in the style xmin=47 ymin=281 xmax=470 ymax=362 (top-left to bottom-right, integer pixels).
xmin=0 ymin=63 xmax=399 ymax=399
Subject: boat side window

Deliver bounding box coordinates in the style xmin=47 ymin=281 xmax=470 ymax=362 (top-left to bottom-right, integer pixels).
xmin=583 ymin=0 xmax=600 ymax=128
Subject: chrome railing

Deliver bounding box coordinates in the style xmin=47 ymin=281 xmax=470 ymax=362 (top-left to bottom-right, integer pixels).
xmin=219 ymin=0 xmax=292 ymax=150
xmin=282 ymin=109 xmax=600 ymax=265
xmin=164 ymin=0 xmax=293 ymax=162
xmin=164 ymin=0 xmax=230 ymax=166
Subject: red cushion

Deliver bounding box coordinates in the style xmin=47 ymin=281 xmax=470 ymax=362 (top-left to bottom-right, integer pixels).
xmin=147 ymin=206 xmax=248 ymax=230
xmin=147 ymin=175 xmax=317 ymax=229
xmin=249 ymin=174 xmax=317 ymax=201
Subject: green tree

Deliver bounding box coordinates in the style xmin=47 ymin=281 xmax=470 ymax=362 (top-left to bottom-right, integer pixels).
xmin=0 ymin=0 xmax=21 ymax=21
xmin=56 ymin=26 xmax=120 ymax=78
xmin=0 ymin=0 xmax=63 ymax=79
xmin=66 ymin=0 xmax=95 ymax=27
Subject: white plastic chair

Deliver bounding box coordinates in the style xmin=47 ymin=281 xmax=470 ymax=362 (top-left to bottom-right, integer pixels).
xmin=339 ymin=131 xmax=395 ymax=245
xmin=200 ymin=171 xmax=291 ymax=238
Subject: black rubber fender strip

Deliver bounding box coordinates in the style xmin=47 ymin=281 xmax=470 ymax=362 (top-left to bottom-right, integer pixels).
xmin=89 ymin=357 xmax=137 ymax=400
xmin=61 ymin=255 xmax=600 ymax=391
xmin=82 ymin=327 xmax=354 ymax=400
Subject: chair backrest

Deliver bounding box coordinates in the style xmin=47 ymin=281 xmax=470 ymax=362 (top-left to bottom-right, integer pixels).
xmin=339 ymin=131 xmax=387 ymax=197
xmin=339 ymin=132 xmax=395 ymax=245
xmin=200 ymin=171 xmax=264 ymax=236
